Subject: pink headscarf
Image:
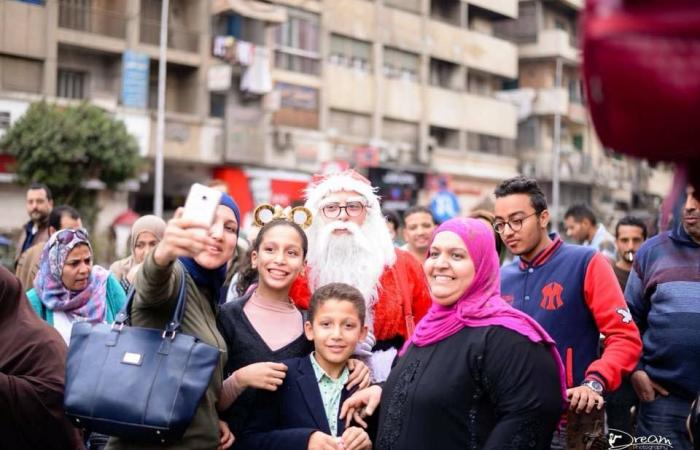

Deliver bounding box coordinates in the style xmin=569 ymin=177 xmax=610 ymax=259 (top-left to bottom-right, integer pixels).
xmin=401 ymin=217 xmax=567 ymax=403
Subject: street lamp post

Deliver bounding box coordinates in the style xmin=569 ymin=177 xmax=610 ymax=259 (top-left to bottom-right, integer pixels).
xmin=153 ymin=0 xmax=169 ymax=217
xmin=551 ymin=57 xmax=563 ymax=233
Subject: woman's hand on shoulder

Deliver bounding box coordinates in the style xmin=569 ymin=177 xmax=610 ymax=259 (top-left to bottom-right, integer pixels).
xmin=153 ymin=208 xmax=215 ymax=266
xmin=340 ymin=385 xmax=382 ymax=429
xmin=346 ymin=359 xmax=371 ymax=391
xmin=235 ymin=362 xmax=288 ymax=391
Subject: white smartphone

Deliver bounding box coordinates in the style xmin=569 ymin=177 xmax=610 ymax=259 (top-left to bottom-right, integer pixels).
xmin=182 ymin=183 xmax=222 ymax=236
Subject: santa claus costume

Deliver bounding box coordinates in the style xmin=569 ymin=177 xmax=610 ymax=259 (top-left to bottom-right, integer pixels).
xmin=290 ymin=170 xmax=431 ymax=381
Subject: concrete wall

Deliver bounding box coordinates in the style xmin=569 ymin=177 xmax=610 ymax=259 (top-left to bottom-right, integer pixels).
xmin=0 ymin=1 xmax=47 ymax=59
xmin=466 ymin=0 xmax=518 ymax=19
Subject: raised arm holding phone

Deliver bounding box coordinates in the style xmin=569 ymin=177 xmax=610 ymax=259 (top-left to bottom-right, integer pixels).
xmin=106 ymin=185 xmax=240 ymax=450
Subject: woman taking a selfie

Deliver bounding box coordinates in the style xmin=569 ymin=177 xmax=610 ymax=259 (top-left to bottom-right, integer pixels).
xmin=106 ymin=193 xmax=240 ymax=450
xmin=217 ymin=215 xmax=370 ymax=437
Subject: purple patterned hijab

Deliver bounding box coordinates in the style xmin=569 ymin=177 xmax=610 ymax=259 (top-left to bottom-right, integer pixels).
xmin=33 ymin=228 xmax=109 ymax=323
xmin=401 ymin=217 xmax=566 ymax=403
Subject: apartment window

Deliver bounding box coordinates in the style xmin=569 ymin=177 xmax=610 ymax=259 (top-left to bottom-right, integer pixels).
xmin=517 ymin=118 xmax=538 ymax=150
xmin=382 ymin=119 xmax=419 ymax=164
xmin=467 ymin=71 xmax=493 ymax=96
xmin=430 ymin=0 xmax=460 ymax=26
xmin=1 ymin=56 xmax=42 ymax=94
xmin=212 ymin=14 xmax=265 ymax=46
xmin=502 ymin=78 xmax=519 ymax=90
xmin=385 ymin=0 xmax=421 ymax=14
xmin=469 ymin=132 xmax=514 ymax=156
xmin=569 ymin=78 xmax=583 ymax=104
xmin=0 ymin=112 xmax=11 ymax=131
xmin=329 ymin=109 xmax=372 ymax=137
xmin=429 ymin=126 xmax=460 ymax=150
xmin=58 ymin=0 xmax=89 ymax=30
xmin=493 ymin=2 xmax=537 ymax=43
xmin=573 ymin=134 xmax=584 ymax=152
xmin=329 ymin=34 xmax=372 ymax=72
xmin=210 ymin=93 xmax=226 ymax=118
xmin=57 ymin=69 xmax=87 ymax=99
xmin=429 ymin=58 xmax=462 ymax=90
xmin=274 ymin=8 xmax=320 ymax=75
xmin=383 ymin=47 xmax=419 ymax=81
xmin=383 ymin=119 xmax=418 ymax=145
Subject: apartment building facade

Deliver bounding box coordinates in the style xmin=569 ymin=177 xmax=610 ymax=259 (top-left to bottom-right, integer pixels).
xmin=494 ymin=0 xmax=670 ymax=225
xmin=1 ymin=0 xmax=523 ymax=237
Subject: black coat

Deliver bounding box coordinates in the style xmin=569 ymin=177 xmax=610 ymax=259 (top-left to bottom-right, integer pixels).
xmin=235 ymin=356 xmax=356 ymax=450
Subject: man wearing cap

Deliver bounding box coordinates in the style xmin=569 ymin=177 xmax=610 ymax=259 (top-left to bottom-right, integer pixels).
xmin=290 ymin=170 xmax=431 ymax=382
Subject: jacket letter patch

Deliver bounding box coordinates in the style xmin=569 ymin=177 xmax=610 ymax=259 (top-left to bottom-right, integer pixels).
xmin=540 ymin=282 xmax=564 ymax=310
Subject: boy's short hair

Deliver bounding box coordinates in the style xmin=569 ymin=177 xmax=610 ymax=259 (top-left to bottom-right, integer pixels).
xmin=309 ymin=283 xmax=366 ymax=325
xmin=494 ymin=176 xmax=548 ymax=214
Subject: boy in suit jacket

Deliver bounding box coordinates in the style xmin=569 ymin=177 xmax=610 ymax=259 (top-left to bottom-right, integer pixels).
xmin=236 ymin=283 xmax=372 ymax=450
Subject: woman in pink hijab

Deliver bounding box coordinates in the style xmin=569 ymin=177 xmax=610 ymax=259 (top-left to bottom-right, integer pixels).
xmin=348 ymin=218 xmax=566 ymax=450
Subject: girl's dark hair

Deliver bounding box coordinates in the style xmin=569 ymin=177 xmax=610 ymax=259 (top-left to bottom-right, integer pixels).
xmin=235 ymin=219 xmax=308 ymax=296
xmin=308 ymin=282 xmax=366 ymax=324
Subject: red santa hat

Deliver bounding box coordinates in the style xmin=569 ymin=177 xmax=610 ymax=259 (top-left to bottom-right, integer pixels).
xmin=305 ymin=170 xmax=381 ymax=212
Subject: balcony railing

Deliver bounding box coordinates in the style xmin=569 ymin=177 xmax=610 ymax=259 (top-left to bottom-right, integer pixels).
xmin=140 ymin=19 xmax=199 ymax=53
xmin=58 ymin=0 xmax=126 ymax=39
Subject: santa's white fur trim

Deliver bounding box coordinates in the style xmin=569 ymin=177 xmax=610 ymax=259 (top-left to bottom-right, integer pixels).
xmin=305 ymin=174 xmax=381 ymax=212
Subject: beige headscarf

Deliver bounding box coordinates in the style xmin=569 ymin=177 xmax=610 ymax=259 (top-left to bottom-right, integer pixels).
xmin=109 ymin=215 xmax=166 ymax=281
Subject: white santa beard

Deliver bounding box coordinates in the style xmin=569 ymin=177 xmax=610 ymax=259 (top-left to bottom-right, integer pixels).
xmin=307 ymin=220 xmax=388 ymax=315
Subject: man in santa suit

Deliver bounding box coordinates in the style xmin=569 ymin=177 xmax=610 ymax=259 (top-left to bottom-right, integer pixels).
xmin=290 ymin=170 xmax=431 ymax=382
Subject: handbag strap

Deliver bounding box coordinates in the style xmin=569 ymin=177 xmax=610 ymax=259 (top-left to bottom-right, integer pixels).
xmin=113 ymin=268 xmax=188 ymax=334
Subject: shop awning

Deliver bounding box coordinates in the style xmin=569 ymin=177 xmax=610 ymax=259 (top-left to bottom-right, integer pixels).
xmin=212 ymin=0 xmax=287 ymax=24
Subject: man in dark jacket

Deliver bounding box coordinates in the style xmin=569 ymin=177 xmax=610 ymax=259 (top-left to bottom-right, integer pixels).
xmin=626 ymin=185 xmax=700 ymax=450
xmin=14 ymin=182 xmax=53 ymax=267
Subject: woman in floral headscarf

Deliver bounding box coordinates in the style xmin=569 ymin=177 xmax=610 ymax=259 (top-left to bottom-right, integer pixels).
xmin=26 ymin=228 xmax=126 ymax=345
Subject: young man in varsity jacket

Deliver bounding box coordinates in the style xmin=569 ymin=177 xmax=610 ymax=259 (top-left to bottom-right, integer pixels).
xmin=493 ymin=176 xmax=642 ymax=448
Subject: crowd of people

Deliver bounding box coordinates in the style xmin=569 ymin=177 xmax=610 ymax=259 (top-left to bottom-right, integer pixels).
xmin=1 ymin=173 xmax=699 ymax=450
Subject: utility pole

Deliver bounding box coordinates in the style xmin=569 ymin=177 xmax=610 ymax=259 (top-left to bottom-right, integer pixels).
xmin=551 ymin=57 xmax=563 ymax=233
xmin=153 ymin=0 xmax=169 ymax=217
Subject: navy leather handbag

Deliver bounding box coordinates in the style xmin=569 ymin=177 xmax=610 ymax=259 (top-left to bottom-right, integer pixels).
xmin=64 ymin=273 xmax=221 ymax=444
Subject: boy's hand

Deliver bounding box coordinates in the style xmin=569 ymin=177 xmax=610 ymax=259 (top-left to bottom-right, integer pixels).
xmin=346 ymin=359 xmax=371 ymax=390
xmin=308 ymin=431 xmax=341 ymax=450
xmin=217 ymin=420 xmax=234 ymax=450
xmin=236 ymin=362 xmax=287 ymax=391
xmin=567 ymin=386 xmax=604 ymax=414
xmin=340 ymin=385 xmax=382 ymax=428
xmin=342 ymin=427 xmax=371 ymax=450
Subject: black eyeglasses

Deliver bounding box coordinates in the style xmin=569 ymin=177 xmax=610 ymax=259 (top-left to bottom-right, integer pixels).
xmin=493 ymin=212 xmax=538 ymax=234
xmin=322 ymin=202 xmax=366 ymax=219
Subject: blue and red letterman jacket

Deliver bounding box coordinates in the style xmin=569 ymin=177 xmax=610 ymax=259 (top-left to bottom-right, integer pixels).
xmin=500 ymin=234 xmax=642 ymax=392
